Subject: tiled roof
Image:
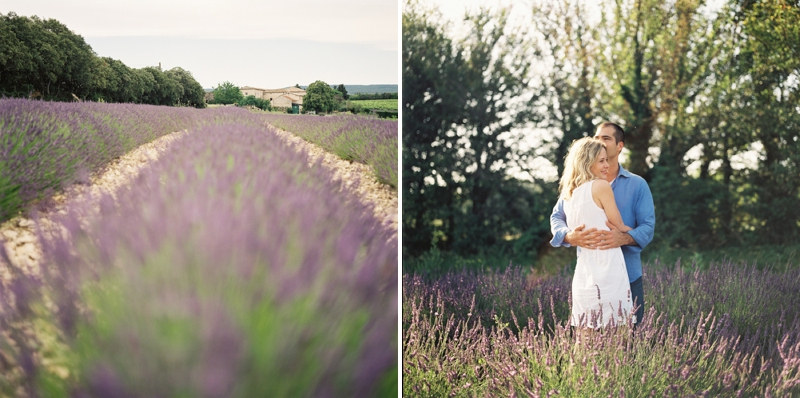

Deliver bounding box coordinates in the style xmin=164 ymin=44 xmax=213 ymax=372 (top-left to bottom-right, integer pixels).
xmin=242 ymin=86 xmax=306 ymax=95
xmin=240 ymin=86 xmax=266 ymax=91
xmin=279 ymin=94 xmax=303 ymax=104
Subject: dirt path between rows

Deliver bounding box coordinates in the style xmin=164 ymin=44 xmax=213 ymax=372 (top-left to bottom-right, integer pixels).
xmin=0 ymin=126 xmax=398 ymax=281
xmin=0 ymin=132 xmax=185 ymax=280
xmin=271 ymin=126 xmax=398 ymax=232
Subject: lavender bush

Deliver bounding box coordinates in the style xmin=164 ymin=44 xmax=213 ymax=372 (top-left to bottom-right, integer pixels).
xmin=403 ymin=260 xmax=800 ymax=396
xmin=0 ymin=99 xmax=261 ymax=222
xmin=0 ymin=122 xmax=397 ymax=396
xmin=262 ymin=114 xmax=398 ymax=188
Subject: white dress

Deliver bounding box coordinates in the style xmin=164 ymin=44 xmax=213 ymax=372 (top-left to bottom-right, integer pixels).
xmin=565 ymin=180 xmax=634 ymax=328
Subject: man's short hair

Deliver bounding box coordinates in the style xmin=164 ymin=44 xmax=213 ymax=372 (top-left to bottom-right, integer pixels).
xmin=598 ymin=122 xmax=625 ymax=143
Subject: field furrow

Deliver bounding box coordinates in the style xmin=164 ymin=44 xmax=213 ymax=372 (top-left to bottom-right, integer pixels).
xmin=0 ymin=100 xmax=397 ymax=397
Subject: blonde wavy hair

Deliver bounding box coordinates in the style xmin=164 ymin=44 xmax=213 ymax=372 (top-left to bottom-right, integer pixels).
xmin=558 ymin=137 xmax=606 ymax=200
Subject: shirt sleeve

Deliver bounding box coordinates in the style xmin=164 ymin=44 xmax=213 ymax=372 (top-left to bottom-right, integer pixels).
xmin=549 ymin=198 xmax=572 ymax=248
xmin=626 ymin=180 xmax=656 ymax=253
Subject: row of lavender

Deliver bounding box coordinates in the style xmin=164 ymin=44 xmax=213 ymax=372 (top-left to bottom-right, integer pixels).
xmin=0 ymin=107 xmax=397 ymax=395
xmin=0 ymin=99 xmax=256 ymax=222
xmin=403 ymin=261 xmax=800 ymax=396
xmin=262 ymin=114 xmax=398 ymax=188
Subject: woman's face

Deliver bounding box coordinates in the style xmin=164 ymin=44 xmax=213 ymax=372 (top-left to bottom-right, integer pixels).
xmin=590 ymin=147 xmax=609 ymax=180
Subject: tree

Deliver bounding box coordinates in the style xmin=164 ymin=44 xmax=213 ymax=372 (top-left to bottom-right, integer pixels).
xmin=733 ymin=0 xmax=800 ymax=244
xmin=403 ymin=1 xmax=549 ymax=257
xmin=303 ymin=80 xmax=337 ymax=113
xmin=0 ymin=12 xmax=207 ymax=106
xmin=87 ymin=56 xmax=117 ymax=102
xmin=0 ymin=12 xmax=94 ymax=100
xmin=336 ymin=84 xmax=349 ymax=100
xmin=531 ymin=1 xmax=602 ymax=177
xmin=213 ymin=81 xmax=243 ymax=105
xmin=239 ymin=95 xmax=271 ymax=111
xmin=140 ymin=66 xmax=182 ymax=106
xmin=166 ymin=67 xmax=206 ymax=108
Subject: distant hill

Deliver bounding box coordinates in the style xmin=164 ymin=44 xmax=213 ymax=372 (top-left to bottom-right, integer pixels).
xmin=298 ymin=84 xmax=397 ymax=94
xmin=205 ymin=85 xmax=398 ymax=94
xmin=341 ymin=84 xmax=397 ymax=94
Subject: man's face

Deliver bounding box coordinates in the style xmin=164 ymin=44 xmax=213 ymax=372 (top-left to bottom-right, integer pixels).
xmin=594 ymin=126 xmax=623 ymax=159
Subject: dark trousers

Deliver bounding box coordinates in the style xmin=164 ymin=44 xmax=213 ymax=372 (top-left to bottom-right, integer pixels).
xmin=630 ymin=276 xmax=644 ymax=327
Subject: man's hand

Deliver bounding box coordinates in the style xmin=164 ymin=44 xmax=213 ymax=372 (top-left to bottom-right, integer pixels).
xmin=596 ymin=221 xmax=635 ymax=250
xmin=565 ymin=224 xmax=601 ymax=249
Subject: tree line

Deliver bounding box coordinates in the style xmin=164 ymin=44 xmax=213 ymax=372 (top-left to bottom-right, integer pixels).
xmin=349 ymin=92 xmax=398 ymax=100
xmin=304 ymin=81 xmax=390 ymax=115
xmin=403 ymin=0 xmax=799 ymax=260
xmin=0 ymin=12 xmax=206 ymax=108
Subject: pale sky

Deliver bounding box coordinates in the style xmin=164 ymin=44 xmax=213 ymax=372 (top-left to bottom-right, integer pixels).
xmin=425 ymin=0 xmax=526 ymax=35
xmin=3 ymin=0 xmax=399 ymax=89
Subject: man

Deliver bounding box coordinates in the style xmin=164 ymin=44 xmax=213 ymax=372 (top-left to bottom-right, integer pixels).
xmin=549 ymin=122 xmax=656 ymax=325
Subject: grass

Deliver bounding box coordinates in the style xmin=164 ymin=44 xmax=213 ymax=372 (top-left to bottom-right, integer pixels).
xmin=349 ymin=99 xmax=398 ymax=111
xmin=405 ymin=243 xmax=800 ymax=282
xmin=641 ymin=243 xmax=799 ymax=271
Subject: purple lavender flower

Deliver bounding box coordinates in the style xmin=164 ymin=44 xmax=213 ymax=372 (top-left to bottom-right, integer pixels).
xmin=7 ymin=116 xmax=399 ymax=397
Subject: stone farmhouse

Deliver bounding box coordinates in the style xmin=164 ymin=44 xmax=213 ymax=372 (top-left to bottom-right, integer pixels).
xmin=240 ymin=86 xmax=306 ymax=109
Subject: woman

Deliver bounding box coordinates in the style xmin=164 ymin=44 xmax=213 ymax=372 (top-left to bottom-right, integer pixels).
xmin=559 ymin=137 xmax=634 ymax=328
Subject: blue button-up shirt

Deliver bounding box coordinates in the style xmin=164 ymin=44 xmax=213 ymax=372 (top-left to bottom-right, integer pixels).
xmin=549 ymin=166 xmax=656 ymax=282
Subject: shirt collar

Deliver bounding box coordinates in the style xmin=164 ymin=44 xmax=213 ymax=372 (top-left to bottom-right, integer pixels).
xmin=617 ymin=165 xmax=633 ymax=179
xmin=610 ymin=164 xmax=631 ymax=187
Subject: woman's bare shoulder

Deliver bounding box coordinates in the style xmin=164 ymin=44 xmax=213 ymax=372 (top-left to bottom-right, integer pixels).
xmin=591 ymin=179 xmax=611 ymax=190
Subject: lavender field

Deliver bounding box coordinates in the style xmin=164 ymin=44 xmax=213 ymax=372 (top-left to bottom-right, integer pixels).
xmin=0 ymin=99 xmax=259 ymax=222
xmin=262 ymin=114 xmax=398 ymax=188
xmin=0 ymin=100 xmax=397 ymax=396
xmin=403 ymin=260 xmax=800 ymax=396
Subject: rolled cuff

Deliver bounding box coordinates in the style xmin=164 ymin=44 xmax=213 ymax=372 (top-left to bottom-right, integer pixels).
xmin=625 ymin=230 xmax=646 ymax=253
xmin=550 ymin=228 xmax=572 ymax=248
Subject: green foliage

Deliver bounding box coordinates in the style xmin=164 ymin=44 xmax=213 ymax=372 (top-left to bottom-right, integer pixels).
xmin=403 ymin=1 xmax=550 ymax=258
xmin=0 ymin=12 xmax=94 ymax=100
xmin=404 ymin=0 xmax=800 ymax=262
xmin=165 ymin=67 xmax=207 ymax=108
xmin=336 ymin=84 xmax=349 ymax=100
xmin=648 ymin=159 xmax=727 ymax=248
xmin=348 ymin=99 xmax=397 ymax=111
xmin=349 ymin=92 xmax=398 ymax=100
xmin=212 ymin=81 xmax=244 ymax=105
xmin=303 ymin=80 xmax=338 ymax=114
xmin=403 ymin=247 xmax=530 ymax=279
xmin=239 ymin=95 xmax=271 ymax=111
xmin=735 ymin=0 xmax=800 ymax=245
xmin=90 ymin=57 xmax=132 ymax=102
xmin=643 ymin=244 xmax=800 ymax=273
xmin=142 ymin=67 xmax=182 ymax=106
xmin=530 ymin=2 xmax=600 ymax=177
xmin=0 ymin=12 xmax=206 ymax=107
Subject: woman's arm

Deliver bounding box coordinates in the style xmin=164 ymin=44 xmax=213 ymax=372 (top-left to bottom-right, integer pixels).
xmin=592 ymin=180 xmax=631 ymax=233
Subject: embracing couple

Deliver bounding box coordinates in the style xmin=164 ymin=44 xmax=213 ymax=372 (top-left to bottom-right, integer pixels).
xmin=550 ymin=122 xmax=656 ymax=329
